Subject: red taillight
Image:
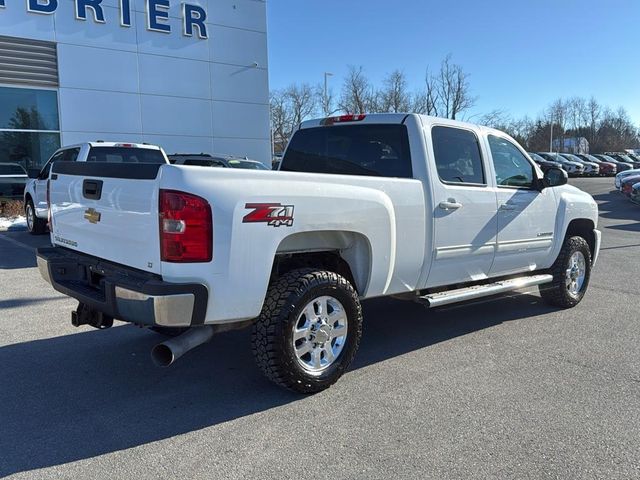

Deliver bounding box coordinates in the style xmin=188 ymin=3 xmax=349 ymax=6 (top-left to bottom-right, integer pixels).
xmin=159 ymin=189 xmax=212 ymax=263
xmin=321 ymin=114 xmax=366 ymax=126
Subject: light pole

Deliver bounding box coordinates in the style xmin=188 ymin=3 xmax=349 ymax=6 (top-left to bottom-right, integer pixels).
xmin=549 ymin=121 xmax=554 ymax=152
xmin=323 ymin=72 xmax=333 ymax=116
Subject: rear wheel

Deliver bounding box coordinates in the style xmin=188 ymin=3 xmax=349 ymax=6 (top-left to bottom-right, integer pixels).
xmin=539 ymin=236 xmax=592 ymax=308
xmin=252 ymin=269 xmax=362 ymax=394
xmin=25 ymin=199 xmax=46 ymax=235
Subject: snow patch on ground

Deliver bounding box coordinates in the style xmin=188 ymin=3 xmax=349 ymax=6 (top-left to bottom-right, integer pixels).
xmin=0 ymin=215 xmax=27 ymax=231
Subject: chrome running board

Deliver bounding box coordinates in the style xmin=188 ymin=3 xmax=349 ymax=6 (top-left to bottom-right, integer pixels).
xmin=418 ymin=274 xmax=553 ymax=308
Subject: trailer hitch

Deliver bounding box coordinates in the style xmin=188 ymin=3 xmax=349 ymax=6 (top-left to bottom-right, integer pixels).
xmin=71 ymin=302 xmax=114 ymax=329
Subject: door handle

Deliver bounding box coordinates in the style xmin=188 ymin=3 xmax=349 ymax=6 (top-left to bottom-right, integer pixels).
xmin=83 ymin=179 xmax=103 ymax=200
xmin=500 ymin=204 xmax=517 ymax=211
xmin=439 ymin=199 xmax=462 ymax=211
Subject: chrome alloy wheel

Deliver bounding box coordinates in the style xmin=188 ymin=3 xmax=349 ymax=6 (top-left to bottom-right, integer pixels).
xmin=566 ymin=251 xmax=586 ymax=297
xmin=292 ymin=296 xmax=348 ymax=373
xmin=26 ymin=203 xmax=34 ymax=232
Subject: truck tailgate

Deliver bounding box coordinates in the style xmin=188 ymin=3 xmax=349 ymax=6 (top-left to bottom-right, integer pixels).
xmin=49 ymin=162 xmax=163 ymax=274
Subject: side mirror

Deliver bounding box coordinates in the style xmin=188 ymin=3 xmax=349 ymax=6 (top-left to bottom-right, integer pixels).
xmin=541 ymin=167 xmax=568 ymax=189
xmin=27 ymin=168 xmax=40 ymax=179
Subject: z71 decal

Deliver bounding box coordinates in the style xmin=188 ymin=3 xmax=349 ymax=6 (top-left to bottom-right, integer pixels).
xmin=243 ymin=203 xmax=295 ymax=227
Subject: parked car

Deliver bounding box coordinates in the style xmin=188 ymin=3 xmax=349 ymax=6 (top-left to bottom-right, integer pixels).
xmin=630 ymin=182 xmax=640 ymax=204
xmin=575 ymin=154 xmax=616 ymax=176
xmin=607 ymin=153 xmax=639 ymax=169
xmin=24 ymin=142 xmax=168 ymax=235
xmin=272 ymin=153 xmax=284 ymax=170
xmin=561 ymin=153 xmax=599 ymax=176
xmin=538 ymin=152 xmax=584 ymax=176
xmin=37 ymin=113 xmax=601 ymax=393
xmin=0 ymin=163 xmax=28 ymax=199
xmin=615 ymin=168 xmax=640 ymax=189
xmin=169 ymin=153 xmax=269 ymax=170
xmin=625 ymin=153 xmax=640 ymax=163
xmin=595 ymin=154 xmax=633 ymax=172
xmin=620 ymin=174 xmax=640 ymax=197
xmin=621 ymin=154 xmax=640 ymax=169
xmin=528 ymin=152 xmax=563 ymax=172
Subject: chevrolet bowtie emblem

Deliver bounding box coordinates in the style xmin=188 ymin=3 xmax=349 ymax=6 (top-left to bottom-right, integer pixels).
xmin=84 ymin=208 xmax=101 ymax=224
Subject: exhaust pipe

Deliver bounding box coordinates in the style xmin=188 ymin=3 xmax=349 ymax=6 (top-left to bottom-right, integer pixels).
xmin=151 ymin=326 xmax=215 ymax=367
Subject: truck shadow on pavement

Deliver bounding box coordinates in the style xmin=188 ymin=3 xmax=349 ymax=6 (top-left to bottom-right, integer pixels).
xmin=0 ymin=292 xmax=555 ymax=476
xmin=591 ymin=190 xmax=640 ymax=227
xmin=0 ymin=232 xmax=50 ymax=270
xmin=0 ymin=246 xmax=37 ymax=270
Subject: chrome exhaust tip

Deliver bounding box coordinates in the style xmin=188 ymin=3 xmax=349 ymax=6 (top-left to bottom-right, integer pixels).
xmin=151 ymin=326 xmax=215 ymax=367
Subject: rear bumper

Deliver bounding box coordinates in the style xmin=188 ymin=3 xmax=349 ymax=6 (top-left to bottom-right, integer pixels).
xmin=36 ymin=247 xmax=208 ymax=327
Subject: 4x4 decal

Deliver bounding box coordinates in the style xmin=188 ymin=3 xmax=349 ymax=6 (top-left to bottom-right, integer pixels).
xmin=243 ymin=203 xmax=295 ymax=227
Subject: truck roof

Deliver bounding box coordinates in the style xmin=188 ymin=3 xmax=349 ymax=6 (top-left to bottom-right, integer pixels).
xmin=299 ymin=113 xmax=509 ymax=136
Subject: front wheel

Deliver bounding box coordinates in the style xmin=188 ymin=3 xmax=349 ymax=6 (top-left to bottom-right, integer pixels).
xmin=251 ymin=269 xmax=363 ymax=394
xmin=539 ymin=236 xmax=592 ymax=308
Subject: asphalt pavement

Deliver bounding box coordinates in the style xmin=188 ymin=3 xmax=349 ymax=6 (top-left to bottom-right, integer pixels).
xmin=0 ymin=177 xmax=638 ymax=479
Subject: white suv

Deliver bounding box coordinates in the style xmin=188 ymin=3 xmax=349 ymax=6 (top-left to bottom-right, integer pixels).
xmin=24 ymin=142 xmax=168 ymax=234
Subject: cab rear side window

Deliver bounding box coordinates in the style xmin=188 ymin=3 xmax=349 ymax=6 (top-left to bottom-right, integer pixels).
xmin=281 ymin=124 xmax=413 ymax=178
xmin=431 ymin=126 xmax=485 ymax=185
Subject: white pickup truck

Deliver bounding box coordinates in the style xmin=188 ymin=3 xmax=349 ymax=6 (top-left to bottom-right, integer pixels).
xmin=37 ymin=114 xmax=601 ymax=393
xmin=23 ymin=142 xmax=168 ymax=234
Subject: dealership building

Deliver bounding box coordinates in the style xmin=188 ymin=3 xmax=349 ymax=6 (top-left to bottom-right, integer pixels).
xmin=0 ymin=0 xmax=270 ymax=169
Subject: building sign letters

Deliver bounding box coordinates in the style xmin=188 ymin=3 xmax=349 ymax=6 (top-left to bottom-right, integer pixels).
xmin=0 ymin=0 xmax=208 ymax=39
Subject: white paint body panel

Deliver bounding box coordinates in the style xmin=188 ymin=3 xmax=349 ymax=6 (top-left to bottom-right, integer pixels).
xmin=157 ymin=166 xmax=426 ymax=322
xmin=50 ymin=175 xmax=163 ymax=274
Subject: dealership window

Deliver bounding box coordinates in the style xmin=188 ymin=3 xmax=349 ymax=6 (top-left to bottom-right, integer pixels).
xmin=0 ymin=85 xmax=61 ymax=170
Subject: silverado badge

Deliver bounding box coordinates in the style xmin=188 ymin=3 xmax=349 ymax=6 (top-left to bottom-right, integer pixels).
xmin=84 ymin=208 xmax=101 ymax=224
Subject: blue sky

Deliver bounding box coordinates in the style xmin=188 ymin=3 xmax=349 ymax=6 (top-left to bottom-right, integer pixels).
xmin=267 ymin=0 xmax=640 ymax=124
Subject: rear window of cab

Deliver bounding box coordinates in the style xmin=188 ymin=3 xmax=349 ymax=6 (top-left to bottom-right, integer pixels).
xmin=281 ymin=124 xmax=413 ymax=178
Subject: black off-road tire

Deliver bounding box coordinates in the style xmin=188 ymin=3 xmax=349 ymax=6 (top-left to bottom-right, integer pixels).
xmin=539 ymin=236 xmax=592 ymax=308
xmin=251 ymin=269 xmax=363 ymax=394
xmin=25 ymin=199 xmax=47 ymax=235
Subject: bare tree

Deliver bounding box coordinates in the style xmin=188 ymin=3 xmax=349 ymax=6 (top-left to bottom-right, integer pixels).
xmin=477 ymin=109 xmax=510 ymax=128
xmin=597 ymin=107 xmax=639 ymax=152
xmin=339 ymin=66 xmax=378 ymax=114
xmin=424 ymin=67 xmax=441 ymax=117
xmin=476 ymin=96 xmax=639 ymax=154
xmin=415 ymin=55 xmax=475 ymax=119
xmin=317 ymin=83 xmax=337 ymax=117
xmin=434 ymin=54 xmax=476 ymax=120
xmin=547 ymin=98 xmax=569 ymax=151
xmin=269 ymin=83 xmax=318 ymax=153
xmin=269 ymin=90 xmax=290 ymax=153
xmin=586 ymin=96 xmax=601 ymax=148
xmin=567 ymin=97 xmax=587 ymax=133
xmin=380 ymin=70 xmax=411 ymax=113
xmin=410 ymin=89 xmax=434 ymax=115
xmin=286 ymin=83 xmax=316 ymax=126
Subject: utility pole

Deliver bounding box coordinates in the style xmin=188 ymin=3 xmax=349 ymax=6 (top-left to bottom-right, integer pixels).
xmin=323 ymin=72 xmax=333 ymax=116
xmin=550 ymin=121 xmax=554 ymax=152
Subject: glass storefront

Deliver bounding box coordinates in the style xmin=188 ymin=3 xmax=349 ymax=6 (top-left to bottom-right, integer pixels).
xmin=0 ymin=86 xmax=60 ymax=171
